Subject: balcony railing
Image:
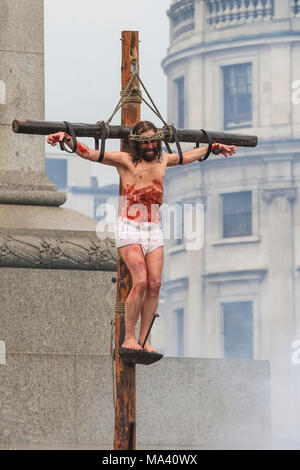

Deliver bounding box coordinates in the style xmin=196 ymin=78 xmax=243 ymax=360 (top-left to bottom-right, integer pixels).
xmin=205 ymin=0 xmax=274 ymax=31
xmin=291 ymin=0 xmax=300 ymax=17
xmin=168 ymin=0 xmax=195 ymax=40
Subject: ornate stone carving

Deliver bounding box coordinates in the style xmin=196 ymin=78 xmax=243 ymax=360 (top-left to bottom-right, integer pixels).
xmin=0 ymin=229 xmax=118 ymax=271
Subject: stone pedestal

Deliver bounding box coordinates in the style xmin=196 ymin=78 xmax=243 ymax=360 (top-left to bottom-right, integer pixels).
xmin=0 ymin=355 xmax=271 ymax=449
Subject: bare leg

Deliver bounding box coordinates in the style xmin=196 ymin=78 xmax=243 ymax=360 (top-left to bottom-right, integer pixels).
xmin=118 ymin=244 xmax=147 ymax=350
xmin=138 ymin=246 xmax=164 ymax=353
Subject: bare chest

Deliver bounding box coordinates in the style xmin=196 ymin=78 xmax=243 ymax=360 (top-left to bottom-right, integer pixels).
xmin=119 ymin=160 xmax=166 ymax=207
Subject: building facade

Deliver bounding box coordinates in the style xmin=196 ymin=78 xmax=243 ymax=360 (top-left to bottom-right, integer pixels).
xmin=159 ymin=0 xmax=300 ymax=445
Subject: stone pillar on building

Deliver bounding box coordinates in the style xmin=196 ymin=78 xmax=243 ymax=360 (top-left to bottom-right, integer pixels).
xmin=261 ymin=181 xmax=298 ymax=440
xmin=184 ymin=194 xmax=206 ymax=357
xmin=194 ymin=0 xmax=205 ymax=38
xmin=273 ymin=0 xmax=291 ymax=19
xmin=186 ymin=57 xmax=204 ymax=129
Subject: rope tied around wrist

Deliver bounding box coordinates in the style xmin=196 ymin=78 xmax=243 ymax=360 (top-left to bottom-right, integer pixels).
xmin=59 ymin=121 xmax=78 ymax=154
xmin=195 ymin=129 xmax=214 ymax=161
xmin=95 ymin=120 xmax=110 ymax=162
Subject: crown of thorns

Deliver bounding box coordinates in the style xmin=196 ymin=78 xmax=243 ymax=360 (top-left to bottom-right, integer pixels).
xmin=128 ymin=130 xmax=165 ymax=143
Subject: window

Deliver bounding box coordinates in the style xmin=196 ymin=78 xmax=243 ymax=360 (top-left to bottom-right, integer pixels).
xmin=222 ymin=191 xmax=252 ymax=238
xmin=175 ymin=76 xmax=184 ymax=128
xmin=222 ymin=301 xmax=253 ymax=359
xmin=175 ymin=308 xmax=184 ymax=357
xmin=45 ymin=158 xmax=67 ymax=188
xmin=223 ymin=63 xmax=252 ymax=129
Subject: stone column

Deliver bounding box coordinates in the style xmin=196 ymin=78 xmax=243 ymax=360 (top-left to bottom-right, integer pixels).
xmin=187 ymin=56 xmax=204 ymax=129
xmin=0 ymin=0 xmax=65 ymax=206
xmin=273 ymin=0 xmax=291 ymax=19
xmin=184 ymin=194 xmax=206 ymax=357
xmin=194 ymin=0 xmax=206 ymax=39
xmin=261 ymin=182 xmax=298 ymax=441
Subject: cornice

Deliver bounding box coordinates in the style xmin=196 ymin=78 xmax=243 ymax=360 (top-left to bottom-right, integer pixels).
xmin=261 ymin=187 xmax=297 ymax=204
xmin=162 ymin=30 xmax=300 ymax=71
xmin=203 ymin=269 xmax=268 ymax=283
xmin=164 ymin=276 xmax=189 ymax=291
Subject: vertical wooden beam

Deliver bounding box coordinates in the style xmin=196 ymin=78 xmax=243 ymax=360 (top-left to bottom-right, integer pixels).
xmin=114 ymin=30 xmax=140 ymax=451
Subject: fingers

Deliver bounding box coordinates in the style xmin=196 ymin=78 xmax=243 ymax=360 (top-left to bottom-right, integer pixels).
xmin=219 ymin=144 xmax=236 ymax=158
xmin=46 ymin=132 xmax=65 ymax=147
xmin=46 ymin=136 xmax=57 ymax=147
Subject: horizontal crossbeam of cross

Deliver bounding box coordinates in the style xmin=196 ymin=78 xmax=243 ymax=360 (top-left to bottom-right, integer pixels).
xmin=12 ymin=119 xmax=258 ymax=148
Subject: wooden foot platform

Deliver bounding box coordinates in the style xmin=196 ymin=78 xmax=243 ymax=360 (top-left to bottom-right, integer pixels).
xmin=118 ymin=348 xmax=163 ymax=365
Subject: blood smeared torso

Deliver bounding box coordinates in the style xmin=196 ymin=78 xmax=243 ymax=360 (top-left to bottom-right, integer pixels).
xmin=117 ymin=153 xmax=168 ymax=224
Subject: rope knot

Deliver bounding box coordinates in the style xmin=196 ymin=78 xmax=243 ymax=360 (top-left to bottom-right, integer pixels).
xmin=120 ymin=87 xmax=142 ymax=104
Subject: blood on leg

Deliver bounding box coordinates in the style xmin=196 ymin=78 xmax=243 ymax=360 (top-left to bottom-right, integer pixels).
xmin=118 ymin=244 xmax=147 ymax=350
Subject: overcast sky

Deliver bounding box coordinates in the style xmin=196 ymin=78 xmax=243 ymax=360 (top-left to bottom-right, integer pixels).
xmin=44 ymin=0 xmax=171 ymax=184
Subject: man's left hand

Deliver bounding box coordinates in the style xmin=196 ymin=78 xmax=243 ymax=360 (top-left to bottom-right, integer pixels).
xmin=213 ymin=143 xmax=236 ymax=158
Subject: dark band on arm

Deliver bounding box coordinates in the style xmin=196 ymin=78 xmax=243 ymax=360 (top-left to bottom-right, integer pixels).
xmin=59 ymin=121 xmax=78 ymax=154
xmin=97 ymin=121 xmax=110 ymax=163
xmin=199 ymin=129 xmax=213 ymax=161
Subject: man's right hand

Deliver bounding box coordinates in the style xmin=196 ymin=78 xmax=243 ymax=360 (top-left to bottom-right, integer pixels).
xmin=46 ymin=132 xmax=65 ymax=147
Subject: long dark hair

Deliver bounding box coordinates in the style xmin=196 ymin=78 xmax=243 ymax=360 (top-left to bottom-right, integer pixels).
xmin=130 ymin=121 xmax=162 ymax=166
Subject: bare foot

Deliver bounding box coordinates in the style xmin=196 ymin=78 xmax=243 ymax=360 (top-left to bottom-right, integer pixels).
xmin=122 ymin=338 xmax=143 ymax=350
xmin=140 ymin=340 xmax=158 ymax=353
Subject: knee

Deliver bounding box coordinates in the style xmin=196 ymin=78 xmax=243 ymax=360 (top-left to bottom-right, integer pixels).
xmin=147 ymin=277 xmax=161 ymax=295
xmin=135 ymin=278 xmax=147 ymax=293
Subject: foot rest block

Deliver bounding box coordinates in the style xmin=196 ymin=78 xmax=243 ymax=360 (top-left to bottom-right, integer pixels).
xmin=118 ymin=348 xmax=163 ymax=365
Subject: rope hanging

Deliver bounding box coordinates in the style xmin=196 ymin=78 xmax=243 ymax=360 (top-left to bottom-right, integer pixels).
xmin=59 ymin=68 xmax=213 ymax=163
xmin=102 ymin=68 xmax=178 ymax=160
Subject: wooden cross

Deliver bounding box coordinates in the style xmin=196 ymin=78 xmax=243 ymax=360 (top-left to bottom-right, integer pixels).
xmin=12 ymin=30 xmax=258 ymax=451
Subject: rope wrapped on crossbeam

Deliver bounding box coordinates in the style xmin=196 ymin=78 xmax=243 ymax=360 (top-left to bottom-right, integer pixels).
xmin=91 ymin=67 xmax=189 ymax=164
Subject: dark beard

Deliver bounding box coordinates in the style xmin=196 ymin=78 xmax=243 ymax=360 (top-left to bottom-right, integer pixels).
xmin=141 ymin=147 xmax=159 ymax=162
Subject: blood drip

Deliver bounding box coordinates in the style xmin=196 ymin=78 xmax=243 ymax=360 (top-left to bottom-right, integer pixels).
xmin=122 ymin=179 xmax=163 ymax=222
xmin=77 ymin=142 xmax=90 ymax=157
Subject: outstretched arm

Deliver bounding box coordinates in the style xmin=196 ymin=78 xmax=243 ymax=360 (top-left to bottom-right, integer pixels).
xmin=46 ymin=132 xmax=128 ymax=167
xmin=166 ymin=143 xmax=236 ymax=166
